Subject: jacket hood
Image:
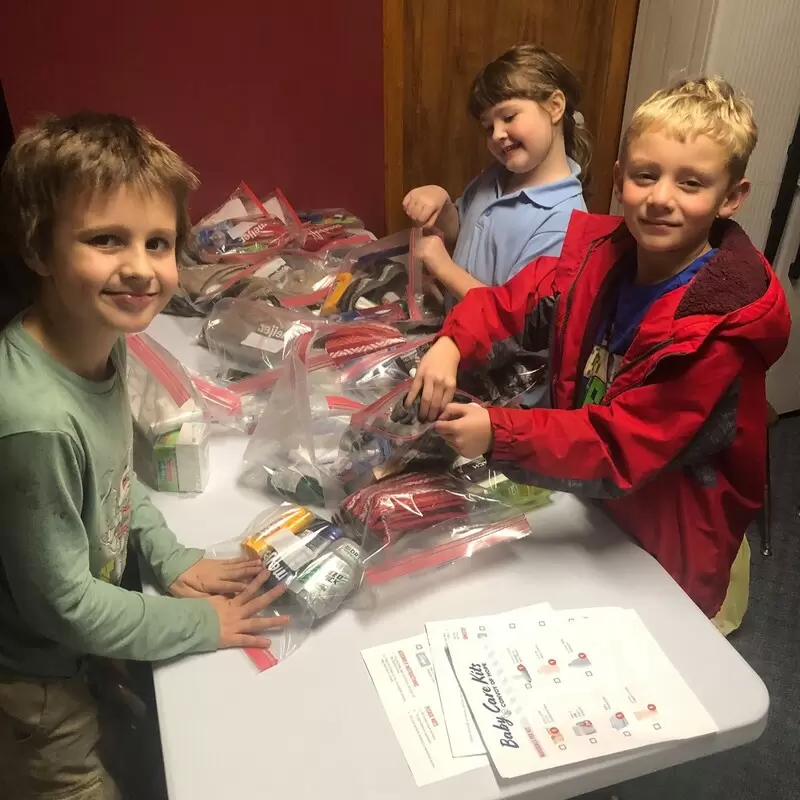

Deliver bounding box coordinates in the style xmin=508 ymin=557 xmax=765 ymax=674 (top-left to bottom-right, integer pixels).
xmin=671 ymin=219 xmax=791 ymax=369
xmin=561 ymin=212 xmax=791 ymax=369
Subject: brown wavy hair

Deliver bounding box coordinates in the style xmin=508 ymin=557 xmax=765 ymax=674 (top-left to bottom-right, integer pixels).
xmin=468 ymin=44 xmax=591 ymax=186
xmin=1 ymin=111 xmax=198 ymax=265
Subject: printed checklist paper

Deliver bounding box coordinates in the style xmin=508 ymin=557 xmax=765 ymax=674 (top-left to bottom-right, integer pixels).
xmin=363 ymin=607 xmax=718 ymax=785
xmin=424 ymin=603 xmax=554 ymax=758
xmin=361 ymin=634 xmax=486 ymax=786
xmin=447 ymin=609 xmax=718 ymax=778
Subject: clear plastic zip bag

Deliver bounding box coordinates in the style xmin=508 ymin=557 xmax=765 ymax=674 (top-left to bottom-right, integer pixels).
xmin=127 ymin=333 xmax=206 ymax=440
xmin=206 ymin=504 xmax=363 ymax=671
xmin=321 ymin=228 xmax=442 ymax=321
xmin=241 ymin=328 xmax=437 ymax=508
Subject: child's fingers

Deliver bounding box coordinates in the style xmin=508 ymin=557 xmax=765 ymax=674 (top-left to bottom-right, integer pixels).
xmin=207 ymin=578 xmax=251 ymax=595
xmin=245 ymin=615 xmax=292 ymax=632
xmin=440 ymin=402 xmax=468 ymax=421
xmin=220 ymin=560 xmax=263 ymax=580
xmin=424 ymin=387 xmax=447 ymax=422
xmin=419 ymin=382 xmax=436 ymax=422
xmin=231 ymin=569 xmax=272 ymax=607
xmin=421 ymin=207 xmax=439 ymax=227
xmin=405 ymin=374 xmax=424 ymax=408
xmin=242 ymin=582 xmax=288 ymax=615
xmin=220 ymin=557 xmax=261 ymax=567
xmin=442 ymin=387 xmax=457 ymax=412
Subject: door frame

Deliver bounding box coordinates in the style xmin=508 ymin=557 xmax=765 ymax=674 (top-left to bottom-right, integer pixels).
xmin=383 ymin=0 xmax=641 ymax=233
xmin=610 ymin=0 xmax=718 ymax=214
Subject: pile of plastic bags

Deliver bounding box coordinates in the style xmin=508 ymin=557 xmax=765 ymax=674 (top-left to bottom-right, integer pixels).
xmin=128 ymin=181 xmax=553 ymax=670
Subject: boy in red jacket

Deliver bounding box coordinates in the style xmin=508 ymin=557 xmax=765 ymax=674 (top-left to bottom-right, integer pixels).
xmin=407 ymin=77 xmax=791 ymax=632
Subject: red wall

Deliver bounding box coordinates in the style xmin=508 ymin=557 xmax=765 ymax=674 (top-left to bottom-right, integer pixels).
xmin=0 ymin=1 xmax=385 ymax=234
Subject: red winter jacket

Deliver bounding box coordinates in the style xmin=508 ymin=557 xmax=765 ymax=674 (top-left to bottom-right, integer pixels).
xmin=441 ymin=212 xmax=791 ymax=617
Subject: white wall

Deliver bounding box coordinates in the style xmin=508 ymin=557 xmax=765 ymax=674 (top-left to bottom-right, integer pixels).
xmin=618 ymin=0 xmax=800 ymax=413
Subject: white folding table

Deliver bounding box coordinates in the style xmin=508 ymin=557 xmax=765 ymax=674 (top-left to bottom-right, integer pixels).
xmin=144 ymin=314 xmax=768 ymax=800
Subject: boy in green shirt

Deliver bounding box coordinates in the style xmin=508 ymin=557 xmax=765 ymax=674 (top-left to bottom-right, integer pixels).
xmin=0 ymin=113 xmax=287 ymax=799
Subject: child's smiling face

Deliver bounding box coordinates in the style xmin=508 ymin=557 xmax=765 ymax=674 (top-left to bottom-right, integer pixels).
xmin=615 ymin=130 xmax=750 ymax=260
xmin=34 ymin=185 xmax=179 ymax=338
xmin=480 ymin=97 xmax=562 ymax=177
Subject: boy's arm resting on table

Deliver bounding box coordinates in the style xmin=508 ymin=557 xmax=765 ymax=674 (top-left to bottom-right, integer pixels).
xmin=0 ymin=431 xmax=219 ymax=660
xmin=130 ymin=478 xmax=205 ymax=591
xmin=488 ymin=338 xmax=744 ymax=498
xmin=440 ymin=255 xmax=559 ymax=366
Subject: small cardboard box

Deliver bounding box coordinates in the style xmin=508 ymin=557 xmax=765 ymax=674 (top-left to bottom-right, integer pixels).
xmin=150 ymin=423 xmax=211 ymax=493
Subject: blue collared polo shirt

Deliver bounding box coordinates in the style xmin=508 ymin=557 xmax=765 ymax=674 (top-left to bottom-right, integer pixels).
xmin=452 ymin=158 xmax=586 ymax=288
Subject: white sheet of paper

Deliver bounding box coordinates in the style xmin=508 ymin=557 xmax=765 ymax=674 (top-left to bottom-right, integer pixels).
xmin=362 ymin=634 xmax=486 ymax=786
xmin=425 ymin=603 xmax=554 ymax=758
xmin=448 ymin=609 xmax=718 ymax=778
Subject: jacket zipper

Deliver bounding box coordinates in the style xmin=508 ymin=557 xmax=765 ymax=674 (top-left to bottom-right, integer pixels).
xmin=544 ymin=295 xmax=559 ymax=405
xmin=602 ymin=338 xmax=675 ymax=405
xmin=552 ymin=241 xmax=598 ymax=399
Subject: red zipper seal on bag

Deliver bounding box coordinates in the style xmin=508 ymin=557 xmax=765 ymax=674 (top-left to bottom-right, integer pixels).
xmin=127 ymin=334 xmax=191 ymax=406
xmin=362 ymin=516 xmax=531 ymax=585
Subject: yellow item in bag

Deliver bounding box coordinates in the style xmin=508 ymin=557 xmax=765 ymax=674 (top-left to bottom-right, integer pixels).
xmin=320 ymin=272 xmax=353 ymax=315
xmin=712 ymin=536 xmax=751 ymax=636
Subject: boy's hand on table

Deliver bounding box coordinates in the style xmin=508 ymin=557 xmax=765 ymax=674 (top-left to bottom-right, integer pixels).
xmin=170 ymin=557 xmax=262 ymax=598
xmin=208 ymin=570 xmax=291 ymax=650
xmin=436 ymin=403 xmax=493 ymax=459
xmin=406 ymin=336 xmax=461 ymax=421
xmin=403 ymin=185 xmax=450 ymax=227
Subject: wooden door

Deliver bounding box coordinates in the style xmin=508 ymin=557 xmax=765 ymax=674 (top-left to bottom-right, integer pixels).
xmin=384 ymin=0 xmax=640 ymax=232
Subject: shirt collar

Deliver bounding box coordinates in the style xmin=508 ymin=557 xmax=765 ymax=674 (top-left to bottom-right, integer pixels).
xmin=493 ymin=158 xmax=584 ymax=209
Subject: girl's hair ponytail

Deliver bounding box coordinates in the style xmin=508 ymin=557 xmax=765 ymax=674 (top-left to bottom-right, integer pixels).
xmin=469 ymin=43 xmax=592 ymax=188
xmin=563 ymin=110 xmax=592 ymax=188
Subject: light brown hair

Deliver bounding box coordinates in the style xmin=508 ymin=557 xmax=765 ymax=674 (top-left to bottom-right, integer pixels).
xmin=1 ymin=111 xmax=198 ymax=265
xmin=468 ymin=43 xmax=592 ymax=186
xmin=620 ymin=77 xmax=758 ymax=182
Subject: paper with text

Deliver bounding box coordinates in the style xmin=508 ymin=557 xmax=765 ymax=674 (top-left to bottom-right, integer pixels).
xmin=425 ymin=603 xmax=554 ymax=757
xmin=362 ymin=634 xmax=487 ymax=786
xmin=447 ymin=610 xmax=718 ymax=778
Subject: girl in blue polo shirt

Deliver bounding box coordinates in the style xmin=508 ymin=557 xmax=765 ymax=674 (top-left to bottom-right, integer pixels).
xmin=404 ymin=44 xmax=590 ymax=304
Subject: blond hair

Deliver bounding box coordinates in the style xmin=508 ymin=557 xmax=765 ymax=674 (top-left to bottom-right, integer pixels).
xmin=621 ymin=77 xmax=758 ymax=181
xmin=1 ymin=111 xmax=198 ymax=264
xmin=468 ymin=44 xmax=592 ymax=187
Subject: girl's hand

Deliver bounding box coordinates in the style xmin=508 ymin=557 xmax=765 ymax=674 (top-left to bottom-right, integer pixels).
xmin=208 ymin=570 xmax=290 ymax=650
xmin=416 ymin=234 xmax=453 ymax=277
xmin=405 ymin=336 xmax=461 ymax=422
xmin=403 ymin=185 xmax=451 ymax=227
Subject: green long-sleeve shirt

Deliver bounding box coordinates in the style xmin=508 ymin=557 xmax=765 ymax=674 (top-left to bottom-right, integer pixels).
xmin=0 ymin=317 xmax=218 ymax=678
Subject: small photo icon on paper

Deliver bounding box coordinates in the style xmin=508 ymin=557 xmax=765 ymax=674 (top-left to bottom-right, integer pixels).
xmin=538 ymin=658 xmax=560 ymax=675
xmin=548 ymin=726 xmax=565 ymax=745
xmin=569 ymin=652 xmax=592 ymax=668
xmin=573 ymin=720 xmax=597 ymax=737
xmin=634 ymin=703 xmax=658 ymax=721
xmin=610 ymin=712 xmax=629 ymax=730
xmin=416 ymin=652 xmax=430 ymax=668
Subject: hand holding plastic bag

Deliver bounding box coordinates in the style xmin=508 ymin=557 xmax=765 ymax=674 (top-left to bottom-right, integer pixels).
xmin=241 ymin=327 xmax=437 ymax=507
xmin=206 ymin=505 xmax=363 ymax=671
